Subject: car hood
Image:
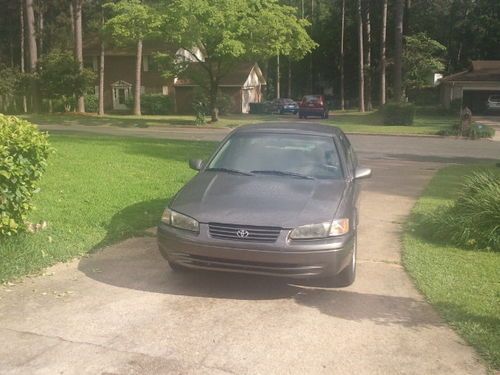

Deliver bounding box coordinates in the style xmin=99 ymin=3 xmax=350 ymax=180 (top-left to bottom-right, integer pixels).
xmin=170 ymin=172 xmax=347 ymax=228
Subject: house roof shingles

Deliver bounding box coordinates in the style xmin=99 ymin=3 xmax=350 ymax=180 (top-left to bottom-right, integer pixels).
xmin=441 ymin=60 xmax=500 ymax=82
xmin=175 ymin=62 xmax=266 ymax=87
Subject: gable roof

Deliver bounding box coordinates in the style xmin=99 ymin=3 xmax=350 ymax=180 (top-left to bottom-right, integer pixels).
xmin=441 ymin=60 xmax=500 ymax=82
xmin=174 ymin=62 xmax=266 ymax=87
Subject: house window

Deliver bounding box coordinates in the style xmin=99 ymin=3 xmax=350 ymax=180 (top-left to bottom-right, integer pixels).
xmin=162 ymin=86 xmax=169 ymax=95
xmin=142 ymin=55 xmax=158 ymax=72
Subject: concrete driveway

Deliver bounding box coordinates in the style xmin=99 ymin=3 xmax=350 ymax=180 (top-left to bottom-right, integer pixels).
xmin=1 ymin=127 xmax=498 ymax=374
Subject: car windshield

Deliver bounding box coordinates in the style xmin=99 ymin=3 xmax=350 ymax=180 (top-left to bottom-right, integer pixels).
xmin=207 ymin=132 xmax=343 ymax=180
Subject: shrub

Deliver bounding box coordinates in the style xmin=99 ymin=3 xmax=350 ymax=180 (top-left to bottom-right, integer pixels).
xmin=0 ymin=115 xmax=52 ymax=236
xmin=85 ymin=94 xmax=98 ymax=113
xmin=141 ymin=94 xmax=172 ymax=115
xmin=466 ymin=123 xmax=495 ymax=139
xmin=437 ymin=122 xmax=495 ymax=139
xmin=126 ymin=94 xmax=172 ymax=115
xmin=416 ymin=171 xmax=500 ymax=251
xmin=382 ymin=103 xmax=416 ymax=125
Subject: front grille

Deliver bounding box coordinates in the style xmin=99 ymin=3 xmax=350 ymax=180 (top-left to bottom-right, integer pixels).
xmin=208 ymin=222 xmax=281 ymax=243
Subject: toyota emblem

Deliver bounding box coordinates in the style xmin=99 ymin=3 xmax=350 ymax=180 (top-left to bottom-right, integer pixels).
xmin=236 ymin=229 xmax=250 ymax=238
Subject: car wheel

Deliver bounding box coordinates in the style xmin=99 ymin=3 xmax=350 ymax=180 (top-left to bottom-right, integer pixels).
xmin=322 ymin=234 xmax=357 ymax=287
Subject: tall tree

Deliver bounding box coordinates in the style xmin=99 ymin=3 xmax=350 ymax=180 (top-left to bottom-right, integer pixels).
xmin=104 ymin=0 xmax=160 ymax=116
xmin=393 ymin=0 xmax=404 ymax=102
xmin=379 ymin=0 xmax=387 ymax=106
xmin=163 ymin=0 xmax=316 ymax=122
xmin=339 ymin=0 xmax=345 ymax=110
xmin=364 ymin=0 xmax=372 ymax=111
xmin=287 ymin=57 xmax=292 ymax=98
xmin=357 ymin=0 xmax=365 ymax=112
xmin=20 ymin=0 xmax=27 ymax=112
xmin=98 ymin=5 xmax=105 ymax=116
xmin=276 ymin=55 xmax=280 ymax=98
xmin=25 ymin=0 xmax=39 ymax=112
xmin=73 ymin=0 xmax=84 ymax=112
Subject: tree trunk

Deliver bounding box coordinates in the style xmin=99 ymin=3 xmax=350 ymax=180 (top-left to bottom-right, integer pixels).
xmin=276 ymin=54 xmax=280 ymax=99
xmin=379 ymin=0 xmax=387 ymax=106
xmin=394 ymin=0 xmax=404 ymax=102
xmin=364 ymin=0 xmax=372 ymax=111
xmin=287 ymin=58 xmax=292 ymax=98
xmin=210 ymin=82 xmax=219 ymax=122
xmin=69 ymin=3 xmax=74 ymax=36
xmin=73 ymin=0 xmax=85 ymax=113
xmin=20 ymin=0 xmax=27 ymax=113
xmin=357 ymin=0 xmax=365 ymax=112
xmin=25 ymin=0 xmax=39 ymax=112
xmin=340 ymin=0 xmax=345 ymax=110
xmin=98 ymin=38 xmax=105 ymax=116
xmin=37 ymin=1 xmax=43 ymax=56
xmin=134 ymin=39 xmax=142 ymax=116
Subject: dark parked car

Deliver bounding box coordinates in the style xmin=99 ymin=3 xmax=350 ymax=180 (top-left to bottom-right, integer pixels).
xmin=271 ymin=98 xmax=299 ymax=114
xmin=158 ymin=124 xmax=371 ymax=286
xmin=299 ymin=95 xmax=329 ymax=119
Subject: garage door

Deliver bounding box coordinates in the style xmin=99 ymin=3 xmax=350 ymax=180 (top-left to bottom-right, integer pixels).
xmin=462 ymin=90 xmax=500 ymax=114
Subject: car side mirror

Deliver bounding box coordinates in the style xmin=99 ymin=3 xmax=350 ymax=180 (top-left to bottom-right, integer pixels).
xmin=189 ymin=159 xmax=205 ymax=171
xmin=354 ymin=166 xmax=372 ymax=180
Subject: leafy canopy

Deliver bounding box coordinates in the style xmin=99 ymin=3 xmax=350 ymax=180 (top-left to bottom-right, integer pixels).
xmin=162 ymin=0 xmax=317 ymax=62
xmin=403 ymin=33 xmax=446 ymax=90
xmin=103 ymin=0 xmax=161 ymax=44
xmin=37 ymin=51 xmax=96 ymax=100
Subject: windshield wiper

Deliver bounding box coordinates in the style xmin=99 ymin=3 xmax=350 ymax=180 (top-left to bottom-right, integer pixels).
xmin=250 ymin=170 xmax=315 ymax=180
xmin=206 ymin=167 xmax=253 ymax=176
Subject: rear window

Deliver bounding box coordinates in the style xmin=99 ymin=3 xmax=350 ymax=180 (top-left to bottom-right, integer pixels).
xmin=302 ymin=95 xmax=323 ymax=103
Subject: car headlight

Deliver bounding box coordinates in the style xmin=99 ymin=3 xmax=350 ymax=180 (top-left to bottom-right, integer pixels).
xmin=161 ymin=208 xmax=199 ymax=233
xmin=289 ymin=219 xmax=349 ymax=239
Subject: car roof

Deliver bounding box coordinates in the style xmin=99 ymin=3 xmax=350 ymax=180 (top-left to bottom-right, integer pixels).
xmin=232 ymin=123 xmax=344 ymax=138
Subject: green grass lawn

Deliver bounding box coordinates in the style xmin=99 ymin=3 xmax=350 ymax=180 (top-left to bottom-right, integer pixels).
xmin=403 ymin=165 xmax=500 ymax=370
xmin=20 ymin=113 xmax=281 ymax=129
xmin=327 ymin=110 xmax=457 ymax=135
xmin=21 ymin=109 xmax=457 ymax=136
xmin=0 ymin=134 xmax=215 ymax=282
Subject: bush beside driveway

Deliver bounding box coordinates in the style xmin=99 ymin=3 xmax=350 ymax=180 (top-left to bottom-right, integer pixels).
xmin=403 ymin=164 xmax=500 ymax=370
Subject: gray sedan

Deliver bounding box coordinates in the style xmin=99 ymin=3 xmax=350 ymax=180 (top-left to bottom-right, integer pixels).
xmin=158 ymin=123 xmax=371 ymax=287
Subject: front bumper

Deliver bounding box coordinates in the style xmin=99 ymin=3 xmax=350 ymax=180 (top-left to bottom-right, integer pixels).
xmin=157 ymin=223 xmax=355 ymax=278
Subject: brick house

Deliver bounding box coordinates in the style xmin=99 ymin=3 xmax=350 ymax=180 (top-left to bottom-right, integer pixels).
xmin=83 ymin=44 xmax=266 ymax=113
xmin=174 ymin=62 xmax=266 ymax=114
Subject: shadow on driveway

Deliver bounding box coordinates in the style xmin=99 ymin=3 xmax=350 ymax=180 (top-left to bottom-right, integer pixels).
xmin=78 ymin=233 xmax=442 ymax=328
